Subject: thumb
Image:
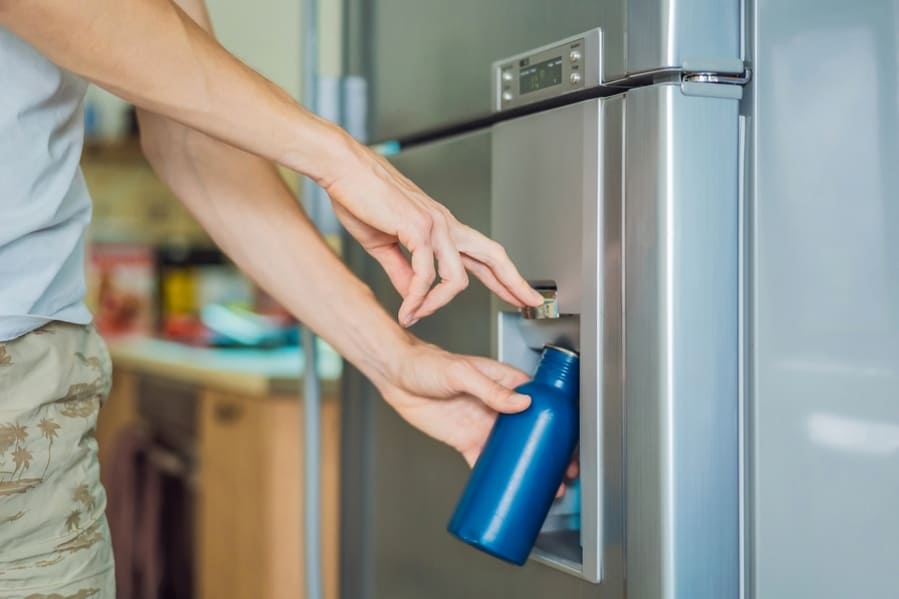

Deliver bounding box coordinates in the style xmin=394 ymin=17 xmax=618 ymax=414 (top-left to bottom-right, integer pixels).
xmin=448 ymin=359 xmax=531 ymax=414
xmin=467 ymin=356 xmax=531 ymax=389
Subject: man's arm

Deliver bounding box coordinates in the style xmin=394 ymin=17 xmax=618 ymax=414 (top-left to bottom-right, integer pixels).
xmin=131 ymin=0 xmax=390 ymax=382
xmin=0 ymin=0 xmax=548 ymax=464
xmin=130 ymin=1 xmax=535 ymax=463
xmin=0 ymin=0 xmax=542 ymax=326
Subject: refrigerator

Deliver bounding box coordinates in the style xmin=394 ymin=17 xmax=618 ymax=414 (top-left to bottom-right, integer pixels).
xmin=339 ymin=2 xmax=899 ymax=598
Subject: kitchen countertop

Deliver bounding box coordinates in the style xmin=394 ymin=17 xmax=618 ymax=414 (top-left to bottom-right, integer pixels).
xmin=107 ymin=336 xmax=343 ymax=397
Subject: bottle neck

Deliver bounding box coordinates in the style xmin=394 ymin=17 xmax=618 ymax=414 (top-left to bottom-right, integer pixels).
xmin=532 ymin=346 xmax=580 ymax=401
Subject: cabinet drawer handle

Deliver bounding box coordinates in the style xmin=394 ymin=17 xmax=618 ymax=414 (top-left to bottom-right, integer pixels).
xmin=214 ymin=402 xmax=243 ymax=424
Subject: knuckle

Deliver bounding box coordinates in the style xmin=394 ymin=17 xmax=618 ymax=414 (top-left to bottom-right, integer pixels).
xmin=430 ymin=205 xmax=447 ymax=222
xmin=446 ymin=358 xmax=472 ymax=388
xmin=406 ymin=219 xmax=433 ymax=247
xmin=488 ymin=240 xmax=508 ymax=262
xmin=416 ymin=211 xmax=434 ymax=235
xmin=434 ymin=202 xmax=453 ymax=219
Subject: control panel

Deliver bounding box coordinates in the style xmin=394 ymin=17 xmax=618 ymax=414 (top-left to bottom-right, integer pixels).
xmin=492 ymin=28 xmax=601 ymax=112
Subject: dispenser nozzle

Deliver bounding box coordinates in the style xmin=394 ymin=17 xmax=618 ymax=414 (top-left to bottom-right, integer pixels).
xmin=521 ymin=282 xmax=560 ymax=320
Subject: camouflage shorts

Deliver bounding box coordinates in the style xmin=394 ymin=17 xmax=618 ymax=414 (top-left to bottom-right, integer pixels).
xmin=0 ymin=322 xmax=114 ymax=598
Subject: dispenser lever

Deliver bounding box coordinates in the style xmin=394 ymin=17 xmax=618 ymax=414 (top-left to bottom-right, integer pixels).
xmin=521 ymin=281 xmax=560 ymax=320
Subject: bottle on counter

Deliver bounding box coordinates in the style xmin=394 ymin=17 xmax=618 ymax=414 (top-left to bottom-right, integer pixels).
xmin=448 ymin=344 xmax=580 ymax=565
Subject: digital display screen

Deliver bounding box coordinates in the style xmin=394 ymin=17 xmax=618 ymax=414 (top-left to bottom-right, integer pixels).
xmin=519 ymin=57 xmax=563 ymax=95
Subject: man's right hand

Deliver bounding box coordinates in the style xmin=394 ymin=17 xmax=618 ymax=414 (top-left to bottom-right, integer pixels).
xmin=325 ymin=141 xmax=543 ymax=328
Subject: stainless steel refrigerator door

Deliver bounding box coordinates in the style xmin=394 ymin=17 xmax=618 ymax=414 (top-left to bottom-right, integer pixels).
xmin=748 ymin=2 xmax=899 ymax=597
xmin=358 ymin=0 xmax=740 ymax=141
xmin=340 ymin=130 xmax=613 ymax=599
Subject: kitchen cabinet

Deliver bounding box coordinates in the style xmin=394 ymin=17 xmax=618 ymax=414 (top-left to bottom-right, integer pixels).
xmin=96 ymin=338 xmax=341 ymax=599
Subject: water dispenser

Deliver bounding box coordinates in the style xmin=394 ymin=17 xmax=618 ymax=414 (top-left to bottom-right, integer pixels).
xmin=489 ymin=28 xmax=623 ymax=583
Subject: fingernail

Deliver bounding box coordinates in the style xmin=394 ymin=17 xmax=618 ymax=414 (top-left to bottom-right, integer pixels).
xmin=407 ymin=318 xmax=419 ymax=327
xmin=513 ymin=393 xmax=531 ymax=407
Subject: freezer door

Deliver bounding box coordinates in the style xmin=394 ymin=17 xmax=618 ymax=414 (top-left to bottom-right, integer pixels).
xmin=353 ymin=0 xmax=740 ymax=141
xmin=750 ymin=3 xmax=899 ymax=598
xmin=340 ymin=130 xmax=612 ymax=599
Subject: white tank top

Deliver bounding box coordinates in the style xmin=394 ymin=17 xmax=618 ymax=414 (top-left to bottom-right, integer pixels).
xmin=0 ymin=27 xmax=93 ymax=340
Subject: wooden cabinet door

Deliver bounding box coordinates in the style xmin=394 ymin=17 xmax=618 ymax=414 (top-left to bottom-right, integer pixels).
xmin=198 ymin=390 xmax=340 ymax=599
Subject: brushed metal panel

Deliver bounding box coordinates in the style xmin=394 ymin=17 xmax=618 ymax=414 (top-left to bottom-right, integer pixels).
xmin=492 ymin=102 xmax=592 ymax=317
xmin=490 ymin=97 xmax=626 ymax=586
xmin=366 ymin=0 xmax=618 ymax=140
xmin=624 ymin=83 xmax=740 ymax=599
xmin=749 ymin=1 xmax=899 ymax=597
xmin=627 ymin=0 xmax=741 ymax=74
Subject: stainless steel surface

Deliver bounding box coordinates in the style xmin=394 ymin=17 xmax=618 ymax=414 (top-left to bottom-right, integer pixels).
xmin=364 ymin=0 xmax=740 ymax=140
xmin=624 ymin=83 xmax=740 ymax=599
xmin=748 ymin=1 xmax=899 ymax=597
xmin=521 ymin=284 xmax=561 ymax=320
xmin=366 ymin=1 xmax=612 ymax=140
xmin=492 ymin=103 xmax=592 ymax=318
xmin=627 ymin=0 xmax=740 ymax=75
xmin=491 ymin=95 xmax=625 ymax=584
xmin=491 ymin=29 xmax=600 ymax=112
xmin=342 ymin=130 xmax=614 ymax=598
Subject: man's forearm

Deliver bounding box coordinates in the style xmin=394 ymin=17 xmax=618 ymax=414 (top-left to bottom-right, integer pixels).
xmin=140 ymin=113 xmax=411 ymax=387
xmin=0 ymin=0 xmax=351 ymax=186
xmin=122 ymin=0 xmax=411 ymax=386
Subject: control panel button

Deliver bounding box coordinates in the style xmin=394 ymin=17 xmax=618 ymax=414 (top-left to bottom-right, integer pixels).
xmin=502 ymin=91 xmax=513 ymax=101
xmin=569 ymin=72 xmax=582 ymax=85
xmin=502 ymin=70 xmax=513 ymax=82
xmin=569 ymin=50 xmax=581 ymax=63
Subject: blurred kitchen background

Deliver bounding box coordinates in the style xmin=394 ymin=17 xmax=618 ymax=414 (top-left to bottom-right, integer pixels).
xmin=83 ymin=0 xmax=336 ymax=344
xmin=85 ymin=1 xmax=344 ymax=598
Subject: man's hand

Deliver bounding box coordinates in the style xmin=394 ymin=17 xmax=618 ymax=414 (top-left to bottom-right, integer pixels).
xmin=375 ymin=339 xmax=577 ymax=493
xmin=326 ymin=146 xmax=543 ymax=327
xmin=373 ymin=339 xmax=532 ymax=465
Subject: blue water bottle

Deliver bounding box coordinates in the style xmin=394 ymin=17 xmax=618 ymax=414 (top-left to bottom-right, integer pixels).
xmin=448 ymin=345 xmax=579 ymax=565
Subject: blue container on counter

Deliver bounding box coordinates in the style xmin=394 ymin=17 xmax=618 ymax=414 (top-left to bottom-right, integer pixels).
xmin=448 ymin=345 xmax=580 ymax=565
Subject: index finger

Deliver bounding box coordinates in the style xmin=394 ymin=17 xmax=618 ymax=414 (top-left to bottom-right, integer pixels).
xmin=453 ymin=225 xmax=543 ymax=307
xmin=446 ymin=359 xmax=531 ymax=414
xmin=467 ymin=356 xmax=531 ymax=389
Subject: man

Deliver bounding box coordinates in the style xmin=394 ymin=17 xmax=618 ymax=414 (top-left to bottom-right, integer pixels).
xmin=0 ymin=0 xmax=545 ymax=594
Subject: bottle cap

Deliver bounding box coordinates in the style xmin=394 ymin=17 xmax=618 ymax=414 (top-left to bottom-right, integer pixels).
xmin=544 ymin=344 xmax=579 ymax=358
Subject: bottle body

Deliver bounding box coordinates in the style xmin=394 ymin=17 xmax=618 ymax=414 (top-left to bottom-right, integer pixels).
xmin=448 ymin=346 xmax=579 ymax=565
